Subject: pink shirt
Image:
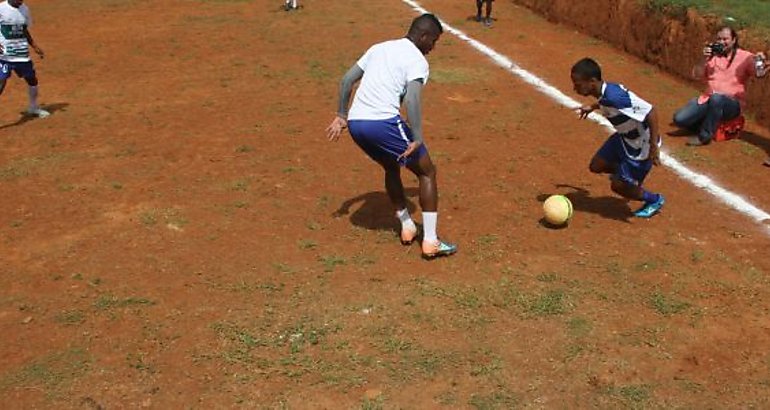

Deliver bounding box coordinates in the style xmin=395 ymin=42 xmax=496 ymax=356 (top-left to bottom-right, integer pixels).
xmin=698 ymin=49 xmax=756 ymax=106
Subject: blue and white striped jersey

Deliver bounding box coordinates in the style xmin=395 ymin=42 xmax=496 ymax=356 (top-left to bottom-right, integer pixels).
xmin=599 ymin=82 xmax=654 ymax=161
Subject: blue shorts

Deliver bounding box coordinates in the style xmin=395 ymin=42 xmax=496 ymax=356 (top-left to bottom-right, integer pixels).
xmin=595 ymin=133 xmax=652 ymax=186
xmin=348 ymin=116 xmax=428 ymax=166
xmin=0 ymin=60 xmax=36 ymax=80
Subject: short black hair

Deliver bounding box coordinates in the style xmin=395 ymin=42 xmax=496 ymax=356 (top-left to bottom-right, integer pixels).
xmin=408 ymin=13 xmax=443 ymax=36
xmin=571 ymin=58 xmax=602 ymax=81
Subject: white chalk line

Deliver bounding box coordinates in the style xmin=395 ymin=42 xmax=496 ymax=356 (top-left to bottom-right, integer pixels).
xmin=401 ymin=0 xmax=770 ymax=230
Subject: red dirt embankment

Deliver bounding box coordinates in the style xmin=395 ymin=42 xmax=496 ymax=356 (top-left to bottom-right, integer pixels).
xmin=510 ymin=0 xmax=770 ymax=127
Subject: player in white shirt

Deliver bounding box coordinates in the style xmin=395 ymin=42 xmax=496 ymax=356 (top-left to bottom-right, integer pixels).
xmin=326 ymin=14 xmax=457 ymax=259
xmin=0 ymin=0 xmax=48 ymax=118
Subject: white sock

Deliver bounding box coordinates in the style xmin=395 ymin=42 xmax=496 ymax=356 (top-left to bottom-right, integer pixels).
xmin=291 ymin=0 xmax=297 ymax=7
xmin=396 ymin=208 xmax=415 ymax=231
xmin=422 ymin=212 xmax=438 ymax=243
xmin=28 ymin=85 xmax=39 ymax=111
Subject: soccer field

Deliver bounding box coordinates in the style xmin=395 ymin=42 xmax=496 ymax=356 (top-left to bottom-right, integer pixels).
xmin=2 ymin=0 xmax=770 ymax=407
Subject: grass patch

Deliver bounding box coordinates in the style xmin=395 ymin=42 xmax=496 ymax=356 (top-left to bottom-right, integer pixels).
xmin=94 ymin=295 xmax=154 ymax=310
xmin=431 ymin=68 xmax=484 ymax=85
xmin=523 ymin=289 xmax=570 ymax=316
xmin=669 ymin=147 xmax=715 ymax=165
xmin=319 ymin=255 xmax=346 ymax=272
xmin=468 ymin=389 xmax=518 ymax=409
xmin=298 ymin=239 xmax=317 ymax=250
xmin=644 ymin=0 xmax=770 ymax=32
xmin=650 ymin=291 xmax=690 ymax=316
xmin=361 ymin=396 xmax=385 ymax=410
xmin=272 ymin=262 xmax=296 ymax=274
xmin=607 ymin=384 xmax=652 ymax=406
xmin=55 ymin=310 xmax=86 ymax=325
xmin=567 ymin=316 xmax=592 ymax=337
xmin=0 ymin=348 xmax=90 ymax=394
xmin=235 ymin=144 xmax=254 ymax=153
xmin=0 ymin=153 xmax=73 ymax=181
xmin=307 ymin=60 xmax=330 ymax=80
xmin=138 ymin=208 xmax=188 ymax=228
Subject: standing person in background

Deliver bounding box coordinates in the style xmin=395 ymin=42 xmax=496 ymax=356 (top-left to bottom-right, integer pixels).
xmin=475 ymin=0 xmax=493 ymax=27
xmin=326 ymin=13 xmax=458 ymax=259
xmin=672 ymin=26 xmax=768 ymax=147
xmin=0 ymin=0 xmax=49 ymax=118
xmin=283 ymin=0 xmax=299 ymax=11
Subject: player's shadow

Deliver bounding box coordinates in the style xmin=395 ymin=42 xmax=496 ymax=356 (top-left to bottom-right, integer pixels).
xmin=0 ymin=102 xmax=69 ymax=130
xmin=537 ymin=184 xmax=633 ymax=225
xmin=333 ymin=188 xmax=419 ymax=232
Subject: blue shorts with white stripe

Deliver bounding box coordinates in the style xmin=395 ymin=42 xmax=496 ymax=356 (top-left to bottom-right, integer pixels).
xmin=348 ymin=116 xmax=428 ymax=166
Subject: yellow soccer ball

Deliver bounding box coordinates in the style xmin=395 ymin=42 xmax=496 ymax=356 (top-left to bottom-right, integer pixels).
xmin=543 ymin=195 xmax=573 ymax=226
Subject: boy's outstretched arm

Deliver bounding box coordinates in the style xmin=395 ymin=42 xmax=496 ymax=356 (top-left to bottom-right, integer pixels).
xmin=577 ymin=102 xmax=600 ymax=119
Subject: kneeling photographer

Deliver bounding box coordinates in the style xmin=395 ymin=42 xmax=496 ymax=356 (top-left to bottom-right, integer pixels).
xmin=673 ymin=26 xmax=768 ymax=146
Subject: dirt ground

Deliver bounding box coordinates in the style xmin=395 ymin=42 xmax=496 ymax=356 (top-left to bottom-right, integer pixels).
xmin=2 ymin=0 xmax=770 ymax=408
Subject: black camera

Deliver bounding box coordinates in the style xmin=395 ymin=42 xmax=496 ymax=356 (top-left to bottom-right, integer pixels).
xmin=709 ymin=42 xmax=726 ymax=56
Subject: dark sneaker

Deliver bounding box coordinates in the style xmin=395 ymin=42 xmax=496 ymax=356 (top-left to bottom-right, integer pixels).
xmin=686 ymin=136 xmax=710 ymax=146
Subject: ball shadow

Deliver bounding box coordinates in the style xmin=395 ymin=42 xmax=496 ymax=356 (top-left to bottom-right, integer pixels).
xmin=332 ymin=188 xmax=420 ymax=232
xmin=538 ymin=184 xmax=633 ymax=224
xmin=538 ymin=217 xmax=570 ymax=230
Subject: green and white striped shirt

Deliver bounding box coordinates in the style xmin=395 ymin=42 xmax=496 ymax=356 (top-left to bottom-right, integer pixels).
xmin=0 ymin=1 xmax=32 ymax=62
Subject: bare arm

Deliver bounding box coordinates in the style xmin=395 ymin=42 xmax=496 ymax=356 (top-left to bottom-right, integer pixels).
xmin=23 ymin=27 xmax=44 ymax=59
xmin=646 ymin=107 xmax=661 ymax=166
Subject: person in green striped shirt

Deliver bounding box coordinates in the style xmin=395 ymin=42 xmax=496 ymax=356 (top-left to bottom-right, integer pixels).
xmin=0 ymin=0 xmax=49 ymax=118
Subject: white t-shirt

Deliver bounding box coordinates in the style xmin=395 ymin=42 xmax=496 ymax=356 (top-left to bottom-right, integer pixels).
xmin=347 ymin=38 xmax=429 ymax=121
xmin=0 ymin=1 xmax=32 ymax=62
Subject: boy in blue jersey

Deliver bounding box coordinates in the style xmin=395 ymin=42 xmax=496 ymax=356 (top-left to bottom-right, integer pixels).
xmin=570 ymin=58 xmax=665 ymax=218
xmin=326 ymin=14 xmax=457 ymax=259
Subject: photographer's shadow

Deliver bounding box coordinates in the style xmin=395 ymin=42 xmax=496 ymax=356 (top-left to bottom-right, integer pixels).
xmin=538 ymin=184 xmax=633 ymax=224
xmin=333 ymin=188 xmax=420 ymax=232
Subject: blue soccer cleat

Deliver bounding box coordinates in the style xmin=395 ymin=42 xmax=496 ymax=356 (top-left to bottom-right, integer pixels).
xmin=422 ymin=239 xmax=458 ymax=259
xmin=634 ymin=195 xmax=665 ymax=218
